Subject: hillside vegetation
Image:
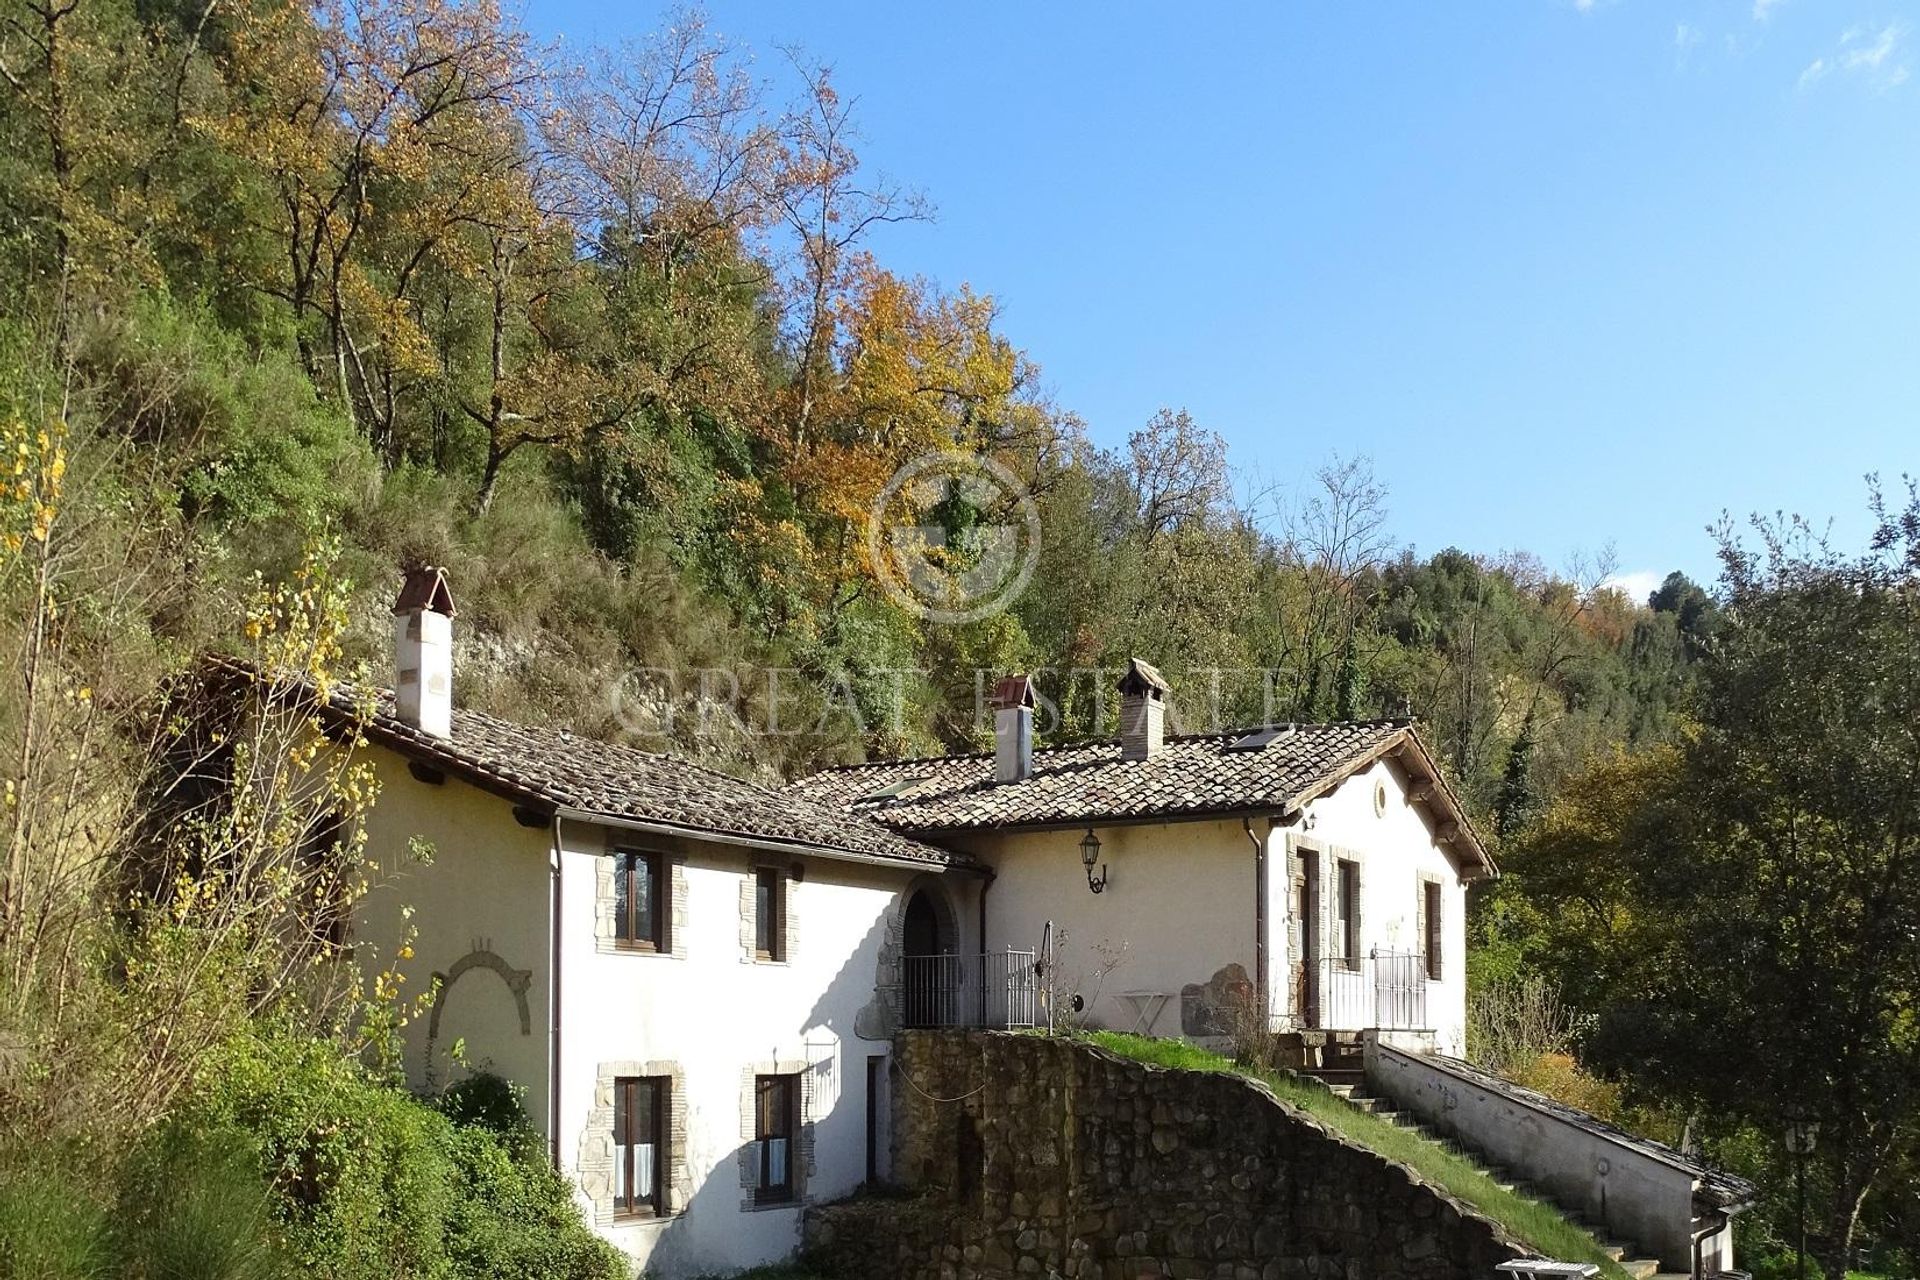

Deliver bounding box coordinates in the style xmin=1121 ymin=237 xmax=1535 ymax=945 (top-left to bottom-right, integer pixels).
xmin=0 ymin=0 xmax=1702 ymax=790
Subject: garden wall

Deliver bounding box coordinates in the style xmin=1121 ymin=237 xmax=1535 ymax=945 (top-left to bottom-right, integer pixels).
xmin=803 ymin=1030 xmax=1528 ymax=1280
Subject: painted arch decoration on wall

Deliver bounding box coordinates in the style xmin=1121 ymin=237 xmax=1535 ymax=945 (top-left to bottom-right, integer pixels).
xmin=427 ymin=946 xmax=534 ymax=1041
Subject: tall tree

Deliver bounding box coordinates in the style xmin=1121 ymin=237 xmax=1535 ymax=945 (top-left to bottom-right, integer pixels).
xmin=1521 ymin=483 xmax=1920 ymax=1279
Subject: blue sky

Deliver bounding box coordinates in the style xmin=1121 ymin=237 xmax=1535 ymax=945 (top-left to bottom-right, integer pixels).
xmin=530 ymin=2 xmax=1920 ymax=597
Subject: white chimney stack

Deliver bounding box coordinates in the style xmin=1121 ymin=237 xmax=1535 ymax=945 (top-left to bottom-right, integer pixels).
xmin=1118 ymin=658 xmax=1169 ymax=761
xmin=393 ymin=566 xmax=456 ymax=737
xmin=989 ymin=674 xmax=1036 ymax=783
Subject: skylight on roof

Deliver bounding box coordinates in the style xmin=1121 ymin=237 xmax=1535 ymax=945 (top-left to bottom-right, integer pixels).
xmin=860 ymin=776 xmax=929 ymax=802
xmin=1225 ymin=724 xmax=1296 ymax=752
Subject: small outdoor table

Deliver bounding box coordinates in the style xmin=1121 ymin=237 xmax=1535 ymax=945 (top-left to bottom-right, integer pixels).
xmin=1494 ymin=1263 xmax=1601 ymax=1280
xmin=1113 ymin=990 xmax=1168 ymax=1035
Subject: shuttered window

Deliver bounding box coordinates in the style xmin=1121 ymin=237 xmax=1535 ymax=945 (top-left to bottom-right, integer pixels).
xmin=1423 ymin=881 xmax=1444 ymax=981
xmin=755 ymin=868 xmax=785 ymax=961
xmin=1335 ymin=858 xmax=1360 ymax=965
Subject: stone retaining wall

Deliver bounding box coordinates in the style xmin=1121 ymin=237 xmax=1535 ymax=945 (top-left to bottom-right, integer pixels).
xmin=803 ymin=1030 xmax=1528 ymax=1280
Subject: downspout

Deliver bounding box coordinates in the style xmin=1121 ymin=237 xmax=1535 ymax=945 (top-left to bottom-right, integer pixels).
xmin=548 ymin=813 xmax=564 ymax=1167
xmin=977 ymin=867 xmax=996 ymax=1021
xmin=1245 ymin=818 xmax=1267 ymax=1025
xmin=1691 ymin=1203 xmax=1737 ymax=1279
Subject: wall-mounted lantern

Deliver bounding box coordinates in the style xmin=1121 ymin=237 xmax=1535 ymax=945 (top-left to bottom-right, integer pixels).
xmin=1079 ymin=828 xmax=1107 ymax=895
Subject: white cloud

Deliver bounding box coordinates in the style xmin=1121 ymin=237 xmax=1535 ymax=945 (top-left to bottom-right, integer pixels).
xmin=1801 ymin=22 xmax=1910 ymax=90
xmin=1753 ymin=0 xmax=1786 ymax=22
xmin=1601 ymin=571 xmax=1665 ymax=606
xmin=1676 ymin=22 xmax=1704 ymax=58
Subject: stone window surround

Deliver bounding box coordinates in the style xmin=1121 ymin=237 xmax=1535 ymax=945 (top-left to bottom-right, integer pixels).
xmin=1417 ymin=872 xmax=1446 ymax=981
xmin=1287 ymin=834 xmax=1365 ymax=986
xmin=737 ymin=1058 xmax=815 ymax=1212
xmin=1333 ymin=853 xmax=1363 ymax=968
xmin=577 ymin=1059 xmax=691 ymax=1227
xmin=739 ymin=860 xmax=800 ymax=965
xmin=594 ymin=835 xmax=689 ymax=959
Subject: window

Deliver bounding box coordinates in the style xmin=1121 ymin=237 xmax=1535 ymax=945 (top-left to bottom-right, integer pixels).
xmin=753 ymin=1074 xmax=798 ymax=1203
xmin=1423 ymin=881 xmax=1444 ymax=981
xmin=1335 ymin=858 xmax=1360 ymax=966
xmin=613 ymin=850 xmax=667 ymax=950
xmin=755 ymin=868 xmax=785 ymax=961
xmin=613 ymin=1076 xmax=668 ymax=1217
xmin=297 ymin=809 xmax=350 ymax=950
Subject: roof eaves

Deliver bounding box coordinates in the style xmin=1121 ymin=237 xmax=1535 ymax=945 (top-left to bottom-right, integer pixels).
xmin=551 ymin=805 xmax=980 ymax=874
xmin=1281 ymin=726 xmax=1498 ymax=880
xmin=891 ymin=803 xmax=1296 ymax=838
xmin=320 ymin=693 xmax=971 ymax=875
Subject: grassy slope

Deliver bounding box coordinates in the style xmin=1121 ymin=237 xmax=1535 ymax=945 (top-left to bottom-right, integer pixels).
xmin=1080 ymin=1032 xmax=1633 ymax=1280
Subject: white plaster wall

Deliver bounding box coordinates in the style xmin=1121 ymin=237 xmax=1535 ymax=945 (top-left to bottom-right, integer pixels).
xmin=354 ymin=752 xmax=554 ymax=1121
xmin=1292 ymin=757 xmax=1472 ymax=1055
xmin=554 ymin=822 xmax=941 ymax=1278
xmin=959 ymin=758 xmax=1472 ymax=1050
xmin=1367 ymin=1042 xmax=1714 ymax=1272
xmin=964 ymin=820 xmax=1261 ymax=1037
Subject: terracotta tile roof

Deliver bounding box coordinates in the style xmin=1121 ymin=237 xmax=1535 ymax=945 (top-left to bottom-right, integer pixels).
xmin=208 ymin=659 xmax=969 ymax=870
xmin=788 ymin=719 xmax=1493 ymax=877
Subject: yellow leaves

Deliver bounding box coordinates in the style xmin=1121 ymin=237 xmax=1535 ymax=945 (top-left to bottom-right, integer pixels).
xmin=0 ymin=415 xmax=67 ymax=564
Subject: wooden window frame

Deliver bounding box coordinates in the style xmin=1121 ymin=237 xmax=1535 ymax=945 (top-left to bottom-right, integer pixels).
xmin=1335 ymin=857 xmax=1361 ymax=968
xmin=1423 ymin=880 xmax=1444 ymax=981
xmin=753 ymin=1073 xmax=798 ymax=1204
xmin=754 ymin=867 xmax=785 ymax=962
xmin=612 ymin=1075 xmax=669 ymax=1219
xmin=613 ymin=849 xmax=667 ymax=952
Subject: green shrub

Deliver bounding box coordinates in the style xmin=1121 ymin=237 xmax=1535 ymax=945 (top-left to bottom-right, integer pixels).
xmin=433 ymin=1072 xmax=532 ymax=1142
xmin=113 ymin=1122 xmax=290 ymax=1280
xmin=0 ymin=1143 xmax=111 ymax=1280
xmin=442 ymin=1127 xmax=622 ymax=1280
xmin=187 ymin=1033 xmax=453 ymax=1279
xmin=75 ymin=294 xmax=372 ymax=534
xmin=184 ymin=1033 xmax=622 ymax=1280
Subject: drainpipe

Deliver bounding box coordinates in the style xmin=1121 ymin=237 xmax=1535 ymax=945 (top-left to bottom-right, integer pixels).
xmin=1691 ymin=1205 xmax=1733 ymax=1280
xmin=977 ymin=868 xmax=996 ymax=1023
xmin=548 ymin=813 xmax=564 ymax=1167
xmin=1245 ymin=818 xmax=1267 ymax=1026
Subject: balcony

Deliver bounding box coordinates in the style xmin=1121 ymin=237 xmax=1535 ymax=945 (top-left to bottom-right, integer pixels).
xmin=898 ymin=950 xmax=1038 ymax=1030
xmin=1298 ymin=948 xmax=1431 ymax=1032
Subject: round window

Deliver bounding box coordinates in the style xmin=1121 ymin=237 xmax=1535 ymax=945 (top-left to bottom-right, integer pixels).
xmin=1373 ymin=778 xmax=1389 ymax=817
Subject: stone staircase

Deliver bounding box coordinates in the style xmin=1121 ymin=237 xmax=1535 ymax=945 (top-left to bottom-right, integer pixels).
xmin=1310 ymin=1066 xmax=1688 ymax=1280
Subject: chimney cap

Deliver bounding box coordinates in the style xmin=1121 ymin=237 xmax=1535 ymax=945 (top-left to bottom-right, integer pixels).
xmin=988 ymin=674 xmax=1037 ymax=711
xmin=394 ymin=566 xmax=457 ymax=618
xmin=1117 ymin=658 xmax=1169 ymax=699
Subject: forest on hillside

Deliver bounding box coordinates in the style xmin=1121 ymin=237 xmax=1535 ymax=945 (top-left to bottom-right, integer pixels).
xmin=3 ymin=0 xmax=1918 ymax=1277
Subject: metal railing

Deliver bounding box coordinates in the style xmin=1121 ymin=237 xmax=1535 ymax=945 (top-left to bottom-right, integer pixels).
xmin=1308 ymin=948 xmax=1430 ymax=1031
xmin=899 ymin=950 xmax=1038 ymax=1030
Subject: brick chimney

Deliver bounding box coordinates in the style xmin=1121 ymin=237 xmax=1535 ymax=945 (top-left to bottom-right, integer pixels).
xmin=988 ymin=674 xmax=1036 ymax=783
xmin=1118 ymin=658 xmax=1169 ymax=761
xmin=393 ymin=566 xmax=456 ymax=737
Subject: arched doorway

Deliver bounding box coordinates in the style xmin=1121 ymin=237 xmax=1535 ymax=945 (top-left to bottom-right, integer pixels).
xmin=902 ymin=886 xmax=957 ymax=1028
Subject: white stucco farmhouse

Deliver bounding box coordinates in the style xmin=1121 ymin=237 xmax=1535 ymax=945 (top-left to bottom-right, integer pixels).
xmin=292 ymin=569 xmax=1742 ymax=1278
